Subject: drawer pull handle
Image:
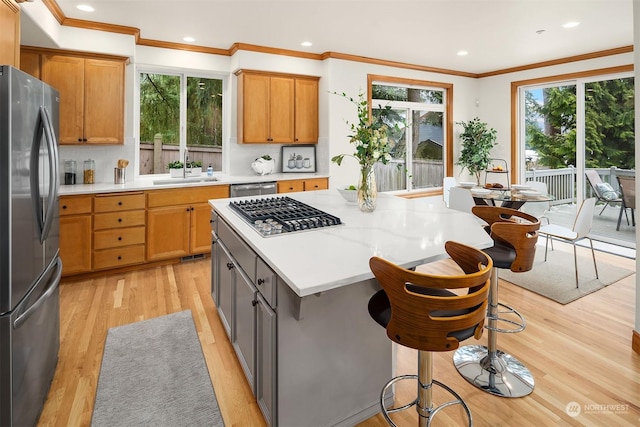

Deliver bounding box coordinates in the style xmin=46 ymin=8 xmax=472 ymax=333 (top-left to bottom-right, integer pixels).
xmin=118 ymin=237 xmax=122 ymax=241
xmin=117 ymin=256 xmax=122 ymax=260
xmin=226 ymin=262 xmax=234 ymax=270
xmin=118 ymin=218 xmax=122 ymax=222
xmin=252 ymin=300 xmax=258 ymax=307
xmin=62 ymin=205 xmax=67 ymax=209
xmin=257 ymin=278 xmax=265 ymax=286
xmin=118 ymin=202 xmax=122 ymax=206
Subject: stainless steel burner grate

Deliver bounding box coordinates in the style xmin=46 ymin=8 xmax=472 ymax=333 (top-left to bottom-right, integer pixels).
xmin=229 ymin=196 xmax=342 ymax=236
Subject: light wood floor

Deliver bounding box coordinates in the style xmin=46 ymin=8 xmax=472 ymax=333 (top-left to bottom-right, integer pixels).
xmin=38 ymin=245 xmax=640 ymax=427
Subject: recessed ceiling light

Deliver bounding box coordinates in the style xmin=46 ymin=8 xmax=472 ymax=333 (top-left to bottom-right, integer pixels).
xmin=76 ymin=4 xmax=95 ymax=12
xmin=562 ymin=21 xmax=580 ymax=29
xmin=301 ymin=41 xmax=312 ymax=47
xmin=183 ymin=37 xmax=196 ymax=43
xmin=457 ymin=50 xmax=468 ymax=56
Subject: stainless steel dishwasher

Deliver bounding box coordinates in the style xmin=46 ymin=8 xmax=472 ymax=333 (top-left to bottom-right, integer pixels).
xmin=230 ymin=182 xmax=277 ymax=197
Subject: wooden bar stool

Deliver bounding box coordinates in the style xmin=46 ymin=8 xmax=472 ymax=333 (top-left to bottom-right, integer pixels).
xmin=368 ymin=241 xmax=492 ymax=427
xmin=453 ymin=206 xmax=539 ymax=398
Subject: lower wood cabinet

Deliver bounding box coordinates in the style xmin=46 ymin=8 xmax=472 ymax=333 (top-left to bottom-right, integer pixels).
xmin=59 ymin=185 xmax=229 ymax=276
xmin=146 ymin=186 xmax=229 ymax=262
xmin=59 ymin=195 xmax=93 ymax=276
xmin=277 ymin=177 xmax=328 ymax=193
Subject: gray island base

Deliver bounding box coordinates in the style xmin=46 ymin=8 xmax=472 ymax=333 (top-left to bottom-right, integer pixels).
xmin=209 ymin=191 xmax=493 ymax=426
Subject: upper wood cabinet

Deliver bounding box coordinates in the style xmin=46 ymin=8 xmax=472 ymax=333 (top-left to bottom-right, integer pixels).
xmin=236 ymin=70 xmax=319 ymax=144
xmin=0 ymin=0 xmax=20 ymax=67
xmin=33 ymin=49 xmax=126 ymax=145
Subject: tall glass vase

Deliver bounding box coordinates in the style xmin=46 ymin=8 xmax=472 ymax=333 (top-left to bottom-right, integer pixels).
xmin=358 ymin=165 xmax=377 ymax=212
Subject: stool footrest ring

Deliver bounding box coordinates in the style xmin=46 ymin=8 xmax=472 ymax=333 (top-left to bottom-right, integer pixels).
xmin=486 ymin=302 xmax=526 ymax=333
xmin=379 ymin=374 xmax=473 ymax=426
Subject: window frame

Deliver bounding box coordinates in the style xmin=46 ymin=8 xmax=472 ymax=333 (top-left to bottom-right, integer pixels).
xmin=135 ymin=66 xmax=228 ymax=177
xmin=367 ymin=74 xmax=454 ymax=194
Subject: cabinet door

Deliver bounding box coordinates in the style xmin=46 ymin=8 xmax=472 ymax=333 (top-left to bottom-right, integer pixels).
xmin=20 ymin=50 xmax=41 ymax=78
xmin=217 ymin=243 xmax=234 ymax=338
xmin=146 ymin=206 xmax=190 ymax=261
xmin=234 ymin=268 xmax=257 ymax=393
xmin=190 ymin=203 xmax=214 ymax=254
xmin=240 ymin=73 xmax=270 ymax=143
xmin=84 ymin=58 xmax=124 ymax=144
xmin=41 ymin=55 xmax=85 ymax=144
xmin=256 ymin=293 xmax=277 ymax=426
xmin=0 ymin=0 xmax=19 ymax=68
xmin=269 ymin=76 xmax=294 ymax=143
xmin=60 ymin=215 xmax=92 ymax=275
xmin=294 ymin=78 xmax=319 ymax=143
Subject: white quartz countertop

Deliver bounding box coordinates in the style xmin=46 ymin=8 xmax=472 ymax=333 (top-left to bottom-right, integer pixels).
xmin=59 ymin=172 xmax=327 ymax=195
xmin=209 ymin=191 xmax=493 ymax=298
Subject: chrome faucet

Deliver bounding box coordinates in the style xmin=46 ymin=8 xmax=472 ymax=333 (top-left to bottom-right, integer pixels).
xmin=183 ymin=148 xmax=191 ymax=178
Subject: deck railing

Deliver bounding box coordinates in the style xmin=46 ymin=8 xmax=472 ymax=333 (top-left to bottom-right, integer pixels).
xmin=525 ymin=166 xmax=635 ymax=205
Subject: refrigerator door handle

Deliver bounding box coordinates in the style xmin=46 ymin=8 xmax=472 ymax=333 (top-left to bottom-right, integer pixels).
xmin=13 ymin=257 xmax=62 ymax=330
xmin=40 ymin=106 xmax=59 ymax=243
xmin=30 ymin=106 xmax=59 ymax=243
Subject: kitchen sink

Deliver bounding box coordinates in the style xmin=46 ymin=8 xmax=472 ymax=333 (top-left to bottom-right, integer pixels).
xmin=153 ymin=177 xmax=219 ymax=185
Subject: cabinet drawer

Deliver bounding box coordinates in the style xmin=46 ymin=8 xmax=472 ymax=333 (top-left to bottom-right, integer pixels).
xmin=94 ymin=210 xmax=145 ymax=230
xmin=147 ymin=186 xmax=230 ymax=208
xmin=94 ymin=193 xmax=145 ymax=213
xmin=93 ymin=245 xmax=145 ymax=270
xmin=59 ymin=196 xmax=92 ymax=215
xmin=277 ymin=180 xmax=304 ymax=193
xmin=94 ymin=226 xmax=145 ymax=250
xmin=304 ymin=178 xmax=328 ymax=191
xmin=219 ymin=218 xmax=256 ymax=281
xmin=256 ymin=258 xmax=276 ymax=308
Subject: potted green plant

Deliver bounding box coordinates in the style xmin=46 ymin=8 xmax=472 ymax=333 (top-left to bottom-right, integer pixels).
xmin=456 ymin=117 xmax=498 ymax=185
xmin=168 ymin=160 xmax=184 ymax=177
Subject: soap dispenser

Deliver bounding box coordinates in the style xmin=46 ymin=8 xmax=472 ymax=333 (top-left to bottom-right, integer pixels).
xmin=207 ymin=163 xmax=213 ymax=176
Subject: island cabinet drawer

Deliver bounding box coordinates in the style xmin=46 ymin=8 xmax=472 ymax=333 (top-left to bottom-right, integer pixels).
xmin=94 ymin=210 xmax=145 ymax=230
xmin=59 ymin=195 xmax=92 ymax=215
xmin=93 ymin=245 xmax=145 ymax=270
xmin=94 ymin=226 xmax=145 ymax=250
xmin=94 ymin=193 xmax=145 ymax=213
xmin=256 ymin=258 xmax=276 ymax=307
xmin=218 ymin=218 xmax=256 ymax=281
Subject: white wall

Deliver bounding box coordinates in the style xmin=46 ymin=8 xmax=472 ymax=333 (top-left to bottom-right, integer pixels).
xmin=20 ymin=9 xmax=634 ymax=191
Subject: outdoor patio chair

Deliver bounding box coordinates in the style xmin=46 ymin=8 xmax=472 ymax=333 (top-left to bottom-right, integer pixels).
xmin=585 ymin=170 xmax=622 ymax=215
xmin=616 ymin=176 xmax=635 ymax=231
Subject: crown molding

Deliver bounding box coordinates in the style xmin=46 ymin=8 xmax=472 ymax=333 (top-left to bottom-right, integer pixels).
xmin=39 ymin=0 xmax=634 ymax=79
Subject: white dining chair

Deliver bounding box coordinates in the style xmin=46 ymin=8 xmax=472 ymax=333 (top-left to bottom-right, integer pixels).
xmin=538 ymin=198 xmax=598 ymax=288
xmin=522 ymin=180 xmax=551 ymax=224
xmin=448 ymin=186 xmax=475 ymax=213
xmin=442 ymin=177 xmax=458 ymax=207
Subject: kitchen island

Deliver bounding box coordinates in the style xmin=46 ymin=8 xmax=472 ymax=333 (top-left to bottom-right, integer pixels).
xmin=209 ymin=191 xmax=492 ymax=427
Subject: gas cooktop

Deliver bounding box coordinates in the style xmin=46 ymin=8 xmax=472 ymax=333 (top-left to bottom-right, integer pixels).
xmin=229 ymin=196 xmax=343 ymax=237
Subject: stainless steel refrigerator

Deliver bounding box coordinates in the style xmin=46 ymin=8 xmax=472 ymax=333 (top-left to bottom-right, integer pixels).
xmin=0 ymin=65 xmax=62 ymax=427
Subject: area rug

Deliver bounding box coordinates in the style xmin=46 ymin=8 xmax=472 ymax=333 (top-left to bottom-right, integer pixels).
xmin=499 ymin=245 xmax=634 ymax=305
xmin=91 ymin=310 xmax=224 ymax=427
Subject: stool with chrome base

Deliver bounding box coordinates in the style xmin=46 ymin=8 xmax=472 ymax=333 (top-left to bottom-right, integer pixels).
xmin=368 ymin=241 xmax=492 ymax=427
xmin=453 ymin=206 xmax=540 ymax=398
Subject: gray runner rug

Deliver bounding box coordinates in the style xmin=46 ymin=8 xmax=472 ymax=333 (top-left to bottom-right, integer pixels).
xmin=500 ymin=244 xmax=633 ymax=305
xmin=92 ymin=310 xmax=224 ymax=426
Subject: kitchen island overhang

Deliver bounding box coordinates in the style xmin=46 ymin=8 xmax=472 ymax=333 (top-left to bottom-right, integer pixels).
xmin=209 ymin=191 xmax=493 ymax=298
xmin=209 ymin=191 xmax=493 ymax=427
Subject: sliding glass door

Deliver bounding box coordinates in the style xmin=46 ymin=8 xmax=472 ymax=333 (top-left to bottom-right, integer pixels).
xmin=519 ymin=73 xmax=634 ymax=246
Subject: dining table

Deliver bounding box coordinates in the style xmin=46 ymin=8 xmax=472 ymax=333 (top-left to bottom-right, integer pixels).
xmin=470 ymin=187 xmax=555 ymax=210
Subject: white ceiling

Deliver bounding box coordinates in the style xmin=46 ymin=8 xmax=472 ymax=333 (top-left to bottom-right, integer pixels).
xmin=26 ymin=0 xmax=634 ymax=74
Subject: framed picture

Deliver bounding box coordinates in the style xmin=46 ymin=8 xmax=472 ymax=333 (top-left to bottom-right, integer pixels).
xmin=281 ymin=145 xmax=316 ymax=173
